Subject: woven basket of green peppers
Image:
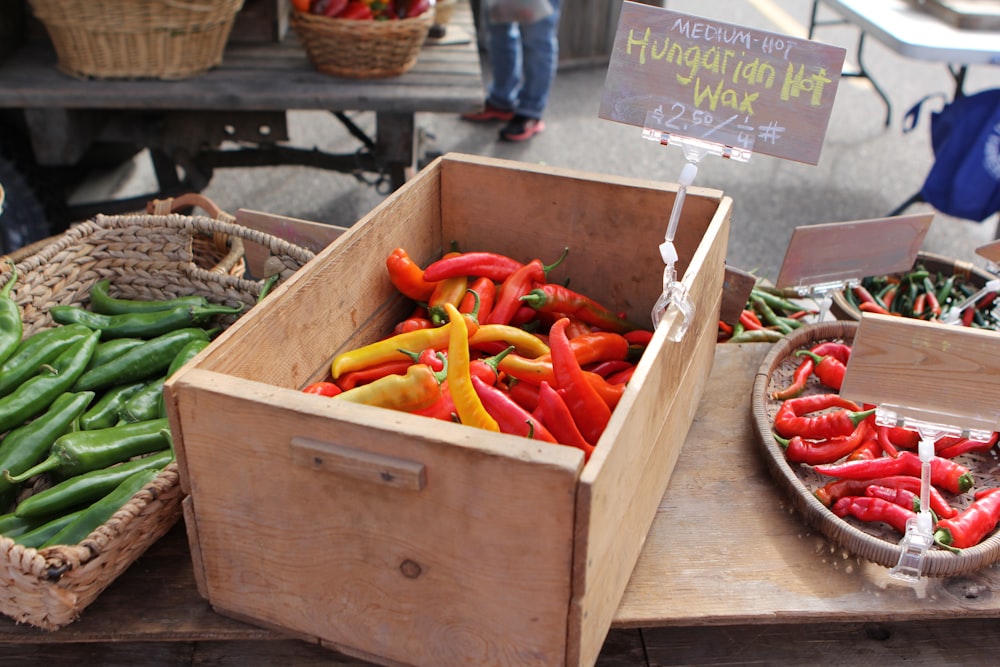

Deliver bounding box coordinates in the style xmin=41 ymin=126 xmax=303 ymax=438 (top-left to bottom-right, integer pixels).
xmin=0 ymin=210 xmax=314 ymax=630
xmin=831 ymin=251 xmax=999 ymax=329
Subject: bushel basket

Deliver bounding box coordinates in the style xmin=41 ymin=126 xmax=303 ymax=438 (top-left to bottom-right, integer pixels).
xmin=0 ymin=212 xmax=314 ymax=630
xmin=28 ymin=0 xmax=245 ymax=79
xmin=291 ymin=10 xmax=433 ymax=78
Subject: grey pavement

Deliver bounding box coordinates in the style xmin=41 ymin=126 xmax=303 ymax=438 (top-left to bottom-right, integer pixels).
xmin=124 ymin=0 xmax=1000 ymax=283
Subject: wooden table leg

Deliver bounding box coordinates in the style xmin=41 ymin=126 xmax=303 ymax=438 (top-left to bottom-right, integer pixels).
xmin=376 ymin=111 xmax=417 ymax=191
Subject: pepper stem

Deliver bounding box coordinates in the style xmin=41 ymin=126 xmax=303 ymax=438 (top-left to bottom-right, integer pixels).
xmin=4 ymin=453 xmax=61 ymax=484
xmin=542 ymin=247 xmax=569 ymax=276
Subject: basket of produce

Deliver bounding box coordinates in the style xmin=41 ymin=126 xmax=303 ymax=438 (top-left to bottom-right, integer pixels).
xmin=753 ymin=320 xmax=1000 ymax=577
xmin=717 ymin=280 xmax=820 ymax=344
xmin=290 ymin=0 xmax=434 ymax=79
xmin=0 ymin=211 xmax=314 ymax=630
xmin=27 ymin=0 xmax=245 ymax=79
xmin=831 ymin=250 xmax=999 ymax=328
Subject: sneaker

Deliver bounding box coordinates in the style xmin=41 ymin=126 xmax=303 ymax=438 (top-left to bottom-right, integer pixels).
xmin=461 ymin=103 xmax=515 ymax=122
xmin=499 ymin=115 xmax=545 ymax=142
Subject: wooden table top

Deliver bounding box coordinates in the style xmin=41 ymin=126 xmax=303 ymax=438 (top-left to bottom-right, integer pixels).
xmin=0 ymin=6 xmax=484 ymax=114
xmin=2 ymin=343 xmax=999 ymax=662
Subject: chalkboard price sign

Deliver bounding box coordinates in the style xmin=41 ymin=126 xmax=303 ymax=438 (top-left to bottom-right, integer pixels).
xmin=599 ymin=2 xmax=847 ymax=165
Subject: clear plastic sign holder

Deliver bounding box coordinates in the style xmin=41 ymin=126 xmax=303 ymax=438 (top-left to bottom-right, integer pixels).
xmin=642 ymin=107 xmax=754 ymax=341
xmin=875 ymin=405 xmax=994 ymax=582
xmin=788 ymin=276 xmax=862 ymax=323
xmin=940 ymin=278 xmax=1000 ymax=326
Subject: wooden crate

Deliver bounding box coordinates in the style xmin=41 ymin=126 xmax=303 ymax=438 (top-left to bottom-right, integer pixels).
xmin=164 ymin=153 xmax=732 ymax=667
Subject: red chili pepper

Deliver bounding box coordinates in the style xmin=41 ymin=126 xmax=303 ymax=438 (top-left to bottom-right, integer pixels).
xmin=912 ymin=292 xmax=927 ymax=317
xmin=459 ymin=276 xmax=496 ymax=324
xmin=814 ymin=475 xmax=957 ymax=519
xmin=794 ymin=349 xmax=845 ymax=391
xmin=865 ymin=483 xmax=920 ymax=513
xmin=548 ymin=317 xmax=611 ymax=445
xmin=469 ymin=346 xmax=514 ymax=386
xmin=809 ymin=341 xmax=851 ymax=365
xmin=832 ymin=495 xmax=916 ymax=535
xmin=772 ymin=393 xmax=870 ymax=440
xmin=936 ymin=432 xmax=999 ymax=459
xmin=470 ymin=375 xmax=557 ymax=443
xmin=770 ymin=356 xmax=815 ymax=400
xmin=519 ymin=284 xmax=637 ymax=333
xmin=623 ymin=329 xmax=653 ymax=347
xmin=813 ymin=451 xmax=974 ymax=495
xmin=411 ymin=381 xmax=457 ymax=422
xmin=739 ymin=309 xmax=764 ymax=331
xmin=302 ymin=381 xmax=342 ymax=397
xmin=935 ymin=487 xmax=1000 ymax=550
xmin=963 ymin=307 xmax=976 ymax=327
xmin=859 ymin=301 xmax=893 ymax=315
xmin=774 ymin=421 xmax=870 ymax=466
xmin=498 ymin=332 xmax=629 ymax=386
xmin=335 ymin=358 xmax=413 ymax=391
xmin=506 ymin=379 xmax=540 ymax=412
xmin=587 ymin=359 xmax=633 ymax=378
xmin=386 ymin=248 xmax=435 ymax=302
xmin=488 ymin=249 xmax=567 ymax=326
xmin=422 ymin=251 xmax=523 ymax=283
xmin=533 ymin=381 xmax=595 ymax=460
xmin=847 ymin=435 xmax=881 ymax=461
xmin=606 ymin=365 xmax=636 ymax=385
xmin=874 ymin=424 xmax=920 ymax=457
xmin=393 ymin=317 xmax=434 ymax=335
xmin=340 ymin=0 xmax=373 ymax=18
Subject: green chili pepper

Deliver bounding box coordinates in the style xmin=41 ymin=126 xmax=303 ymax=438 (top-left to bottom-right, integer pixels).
xmin=86 ymin=337 xmax=147 ymax=371
xmin=73 ymin=327 xmax=211 ymax=393
xmin=88 ymin=279 xmax=210 ymax=315
xmin=750 ymin=295 xmax=793 ymax=334
xmin=0 ymin=261 xmax=22 ymax=367
xmin=0 ymin=512 xmax=55 ymax=539
xmin=79 ymin=381 xmax=149 ymax=431
xmin=4 ymin=417 xmax=171 ymax=484
xmin=14 ymin=449 xmax=174 ymax=519
xmin=49 ymin=302 xmax=243 ymax=340
xmin=727 ymin=328 xmax=785 ymax=343
xmin=0 ymin=330 xmax=100 ymax=433
xmin=750 ymin=287 xmax=803 ymax=315
xmin=0 ymin=391 xmax=95 ymax=500
xmin=42 ymin=467 xmax=161 ymax=547
xmin=166 ymin=338 xmax=210 ymax=378
xmin=120 ymin=377 xmax=166 ymax=423
xmin=0 ymin=324 xmax=92 ymax=398
xmin=14 ymin=509 xmax=87 ymax=548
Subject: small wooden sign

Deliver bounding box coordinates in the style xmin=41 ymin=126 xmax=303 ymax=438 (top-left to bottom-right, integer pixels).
xmin=774 ymin=214 xmax=933 ymax=289
xmin=599 ymin=2 xmax=846 ymax=165
xmin=976 ymin=240 xmax=1000 ymax=265
xmin=840 ymin=313 xmax=1000 ymax=433
xmin=720 ymin=264 xmax=757 ymax=324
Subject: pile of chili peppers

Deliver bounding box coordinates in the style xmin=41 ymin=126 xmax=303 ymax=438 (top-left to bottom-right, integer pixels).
xmin=843 ymin=261 xmax=1000 ymax=328
xmin=770 ymin=338 xmax=1000 ymax=552
xmin=719 ymin=283 xmax=817 ymax=344
xmin=0 ymin=266 xmax=257 ymax=549
xmin=304 ymin=247 xmax=654 ymax=460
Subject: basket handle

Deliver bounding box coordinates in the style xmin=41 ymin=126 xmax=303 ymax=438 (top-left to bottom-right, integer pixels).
xmin=147 ymin=194 xmax=245 ymax=276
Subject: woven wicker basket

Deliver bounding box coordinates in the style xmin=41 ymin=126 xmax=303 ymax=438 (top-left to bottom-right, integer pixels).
xmin=0 ymin=212 xmax=315 ymax=630
xmin=752 ymin=321 xmax=1000 ymax=577
xmin=28 ymin=0 xmax=245 ymax=80
xmin=291 ymin=9 xmax=434 ymax=78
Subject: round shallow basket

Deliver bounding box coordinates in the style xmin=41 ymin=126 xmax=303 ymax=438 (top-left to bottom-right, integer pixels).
xmin=752 ymin=320 xmax=1000 ymax=577
xmin=831 ymin=250 xmax=997 ymax=326
xmin=28 ymin=0 xmax=244 ymax=80
xmin=291 ymin=10 xmax=434 ymax=78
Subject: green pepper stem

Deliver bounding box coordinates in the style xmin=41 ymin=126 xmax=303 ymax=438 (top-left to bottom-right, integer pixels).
xmin=4 ymin=453 xmax=61 ymax=484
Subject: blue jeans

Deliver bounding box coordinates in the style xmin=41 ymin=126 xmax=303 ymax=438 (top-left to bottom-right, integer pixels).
xmin=484 ymin=0 xmax=562 ymax=120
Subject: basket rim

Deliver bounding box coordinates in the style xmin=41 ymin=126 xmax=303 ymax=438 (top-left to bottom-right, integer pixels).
xmin=751 ymin=320 xmax=1000 ymax=577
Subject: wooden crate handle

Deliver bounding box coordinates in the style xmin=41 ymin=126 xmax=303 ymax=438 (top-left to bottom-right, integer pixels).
xmin=289 ymin=437 xmax=426 ymax=491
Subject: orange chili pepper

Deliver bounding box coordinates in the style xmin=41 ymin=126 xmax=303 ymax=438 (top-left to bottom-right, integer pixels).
xmin=385 ymin=248 xmax=435 ymax=302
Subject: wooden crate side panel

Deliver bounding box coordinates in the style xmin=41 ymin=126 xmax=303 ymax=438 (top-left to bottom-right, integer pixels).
xmin=180 ymin=162 xmax=444 ymax=385
xmin=174 ymin=369 xmax=581 ymax=667
xmin=568 ymin=199 xmax=732 ymax=667
xmin=438 ymin=154 xmax=723 ymax=324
